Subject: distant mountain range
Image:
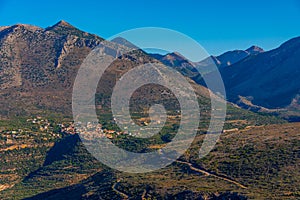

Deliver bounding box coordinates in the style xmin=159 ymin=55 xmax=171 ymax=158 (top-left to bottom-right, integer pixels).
xmin=0 ymin=20 xmax=299 ymax=120
xmin=152 ymin=45 xmax=264 ymax=70
xmin=149 ymin=45 xmax=265 ymax=86
xmin=151 ymin=37 xmax=300 ymax=121
xmin=219 ymin=37 xmax=300 ymax=111
xmin=0 ymin=20 xmax=211 ymax=118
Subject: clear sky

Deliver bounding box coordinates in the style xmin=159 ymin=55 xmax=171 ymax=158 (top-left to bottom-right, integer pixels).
xmin=0 ymin=0 xmax=299 ymax=55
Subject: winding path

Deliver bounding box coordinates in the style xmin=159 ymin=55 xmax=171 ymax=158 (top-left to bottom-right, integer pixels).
xmin=176 ymin=160 xmax=247 ymax=189
xmin=112 ymin=180 xmax=129 ymax=199
xmin=141 ymin=189 xmax=147 ymax=199
xmin=111 ymin=160 xmax=246 ymax=199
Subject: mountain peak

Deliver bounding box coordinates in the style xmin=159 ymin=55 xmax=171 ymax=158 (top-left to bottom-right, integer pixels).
xmin=45 ymin=20 xmax=102 ymax=40
xmin=111 ymin=37 xmax=138 ymax=49
xmin=171 ymin=51 xmax=184 ymax=57
xmin=246 ymin=45 xmax=264 ymax=54
xmin=45 ymin=20 xmax=78 ymax=33
xmin=166 ymin=52 xmax=187 ymax=61
xmin=49 ymin=20 xmax=75 ymax=29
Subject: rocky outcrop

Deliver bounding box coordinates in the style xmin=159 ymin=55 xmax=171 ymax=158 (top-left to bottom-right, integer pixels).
xmin=0 ymin=21 xmax=103 ymax=88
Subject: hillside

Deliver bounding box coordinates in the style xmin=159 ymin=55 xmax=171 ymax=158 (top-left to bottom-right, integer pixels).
xmin=0 ymin=21 xmax=103 ymax=117
xmin=151 ymin=45 xmax=264 ymax=77
xmin=1 ymin=123 xmax=298 ymax=199
xmin=221 ymin=38 xmax=300 ymax=108
xmin=0 ymin=21 xmax=283 ymax=124
xmin=153 ymin=37 xmax=300 ymax=121
xmin=217 ymin=37 xmax=300 ymax=120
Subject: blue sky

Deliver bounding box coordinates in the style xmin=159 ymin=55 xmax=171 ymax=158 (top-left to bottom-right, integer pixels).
xmin=0 ymin=0 xmax=299 ymax=55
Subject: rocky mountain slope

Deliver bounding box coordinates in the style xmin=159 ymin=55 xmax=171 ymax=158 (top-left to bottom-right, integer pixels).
xmin=2 ymin=20 xmax=297 ymax=121
xmin=0 ymin=21 xmax=210 ymax=118
xmin=152 ymin=45 xmax=264 ymax=74
xmin=0 ymin=21 xmax=104 ymax=117
xmin=152 ymin=37 xmax=300 ymax=120
xmin=216 ymin=37 xmax=300 ymax=120
xmin=221 ymin=37 xmax=300 ymax=105
xmin=0 ymin=20 xmax=102 ymax=88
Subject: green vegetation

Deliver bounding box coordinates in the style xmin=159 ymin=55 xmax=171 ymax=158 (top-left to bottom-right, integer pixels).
xmin=0 ymin=112 xmax=298 ymax=199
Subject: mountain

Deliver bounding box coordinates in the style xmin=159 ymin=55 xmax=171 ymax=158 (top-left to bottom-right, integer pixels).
xmin=150 ymin=45 xmax=265 ymax=92
xmin=152 ymin=52 xmax=194 ymax=67
xmin=0 ymin=21 xmax=202 ymax=118
xmin=245 ymin=45 xmax=264 ymax=55
xmin=214 ymin=36 xmax=300 ymax=120
xmin=111 ymin=36 xmax=139 ymax=49
xmin=0 ymin=20 xmax=291 ymax=124
xmin=0 ymin=21 xmax=277 ymax=126
xmin=0 ymin=21 xmax=102 ymax=88
xmin=152 ymin=38 xmax=300 ymax=120
xmin=0 ymin=20 xmax=102 ymax=75
xmin=152 ymin=45 xmax=264 ymax=73
xmin=0 ymin=21 xmax=104 ymax=116
xmin=0 ymin=21 xmax=238 ymax=122
xmin=215 ymin=45 xmax=264 ymax=68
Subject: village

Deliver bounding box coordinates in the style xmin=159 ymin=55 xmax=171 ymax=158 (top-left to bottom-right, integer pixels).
xmin=0 ymin=115 xmax=260 ymax=150
xmin=0 ymin=115 xmax=158 ymax=147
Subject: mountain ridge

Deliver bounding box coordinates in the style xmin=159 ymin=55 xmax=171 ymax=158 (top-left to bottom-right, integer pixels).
xmin=0 ymin=20 xmax=299 ymax=121
xmin=148 ymin=35 xmax=300 ymax=120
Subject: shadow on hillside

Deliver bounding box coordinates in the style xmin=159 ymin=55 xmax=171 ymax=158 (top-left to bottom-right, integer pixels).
xmin=43 ymin=134 xmax=82 ymax=166
xmin=170 ymin=191 xmax=248 ymax=200
xmin=22 ymin=134 xmax=95 ymax=183
xmin=23 ymin=170 xmax=119 ymax=200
